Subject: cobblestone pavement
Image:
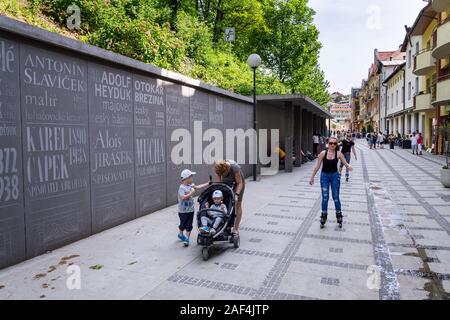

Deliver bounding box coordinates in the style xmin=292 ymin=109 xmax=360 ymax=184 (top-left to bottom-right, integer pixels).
xmin=0 ymin=140 xmax=449 ymax=300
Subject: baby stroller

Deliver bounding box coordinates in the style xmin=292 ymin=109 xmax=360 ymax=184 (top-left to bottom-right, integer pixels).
xmin=196 ymin=182 xmax=239 ymax=261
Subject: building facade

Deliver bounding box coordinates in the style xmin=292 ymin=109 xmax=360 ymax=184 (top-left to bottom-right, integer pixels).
xmin=402 ymin=33 xmax=423 ymax=138
xmin=358 ymin=79 xmax=368 ymax=132
xmin=350 ymin=87 xmax=361 ymax=131
xmin=357 ymin=49 xmax=405 ymax=134
xmin=410 ymin=1 xmax=450 ymax=152
xmin=385 ymin=63 xmax=407 ymax=136
xmin=329 ymin=102 xmax=352 ymax=131
xmin=432 ymin=0 xmax=450 ymax=154
xmin=354 ymin=0 xmax=449 ymax=154
xmin=378 ymin=49 xmax=407 ymax=134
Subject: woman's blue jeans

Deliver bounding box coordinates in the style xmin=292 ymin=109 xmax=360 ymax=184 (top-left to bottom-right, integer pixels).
xmin=320 ymin=172 xmax=342 ymax=214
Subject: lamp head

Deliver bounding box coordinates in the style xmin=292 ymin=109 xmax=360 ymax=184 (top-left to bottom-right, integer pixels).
xmin=247 ymin=54 xmax=262 ymax=68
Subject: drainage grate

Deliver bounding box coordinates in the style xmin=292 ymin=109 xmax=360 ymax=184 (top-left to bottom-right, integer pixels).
xmin=221 ymin=263 xmax=239 ymax=270
xmin=329 ymin=248 xmax=344 ymax=253
xmin=321 ymin=277 xmax=340 ymax=286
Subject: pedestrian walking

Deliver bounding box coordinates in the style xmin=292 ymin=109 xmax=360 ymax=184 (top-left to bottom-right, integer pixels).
xmin=367 ymin=132 xmax=373 ymax=149
xmin=177 ymin=169 xmax=210 ymax=246
xmin=377 ymin=131 xmax=384 ymax=149
xmin=339 ymin=133 xmax=357 ymax=182
xmin=309 ymin=137 xmax=353 ymax=229
xmin=417 ymin=133 xmax=423 ymax=155
xmin=214 ymin=159 xmax=245 ymax=236
xmin=372 ymin=132 xmax=378 ymax=149
xmin=313 ymin=133 xmax=319 ymax=157
xmin=411 ymin=132 xmax=418 ymax=155
xmin=319 ymin=134 xmax=325 ymax=153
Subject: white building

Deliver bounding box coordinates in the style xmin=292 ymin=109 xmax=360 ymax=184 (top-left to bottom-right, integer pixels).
xmin=402 ymin=34 xmax=423 ymax=135
xmin=376 ymin=48 xmax=406 ymax=134
xmin=379 ymin=60 xmax=406 ymax=134
xmin=384 ymin=63 xmax=406 ymax=135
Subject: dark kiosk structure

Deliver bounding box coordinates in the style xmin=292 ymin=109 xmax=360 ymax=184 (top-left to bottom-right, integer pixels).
xmin=257 ymin=94 xmax=333 ymax=172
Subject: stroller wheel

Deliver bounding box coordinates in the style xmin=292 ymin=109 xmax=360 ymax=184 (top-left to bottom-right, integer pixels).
xmin=202 ymin=247 xmax=210 ymax=261
xmin=233 ymin=235 xmax=240 ymax=249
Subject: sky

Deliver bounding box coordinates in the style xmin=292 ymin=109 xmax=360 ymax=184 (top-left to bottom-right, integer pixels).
xmin=308 ymin=0 xmax=428 ymax=94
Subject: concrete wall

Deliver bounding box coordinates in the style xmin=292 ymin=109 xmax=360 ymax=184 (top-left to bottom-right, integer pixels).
xmin=0 ymin=20 xmax=252 ymax=269
xmin=257 ymin=103 xmax=286 ymax=154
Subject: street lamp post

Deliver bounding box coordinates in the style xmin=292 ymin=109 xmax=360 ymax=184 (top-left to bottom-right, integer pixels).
xmin=247 ymin=54 xmax=261 ymax=181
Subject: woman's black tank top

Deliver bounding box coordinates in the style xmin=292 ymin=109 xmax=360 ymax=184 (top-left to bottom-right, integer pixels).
xmin=322 ymin=150 xmax=338 ymax=173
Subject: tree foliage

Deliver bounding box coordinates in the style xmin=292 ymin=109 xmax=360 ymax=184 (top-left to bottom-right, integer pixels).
xmin=2 ymin=0 xmax=330 ymax=105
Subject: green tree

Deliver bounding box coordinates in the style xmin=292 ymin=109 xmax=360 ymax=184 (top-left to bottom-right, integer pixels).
xmin=251 ymin=0 xmax=329 ymax=103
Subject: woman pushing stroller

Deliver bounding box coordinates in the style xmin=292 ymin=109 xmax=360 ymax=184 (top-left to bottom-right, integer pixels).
xmin=214 ymin=159 xmax=245 ymax=236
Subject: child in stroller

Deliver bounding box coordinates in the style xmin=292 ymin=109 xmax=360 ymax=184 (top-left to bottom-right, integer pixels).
xmin=197 ymin=183 xmax=240 ymax=261
xmin=199 ymin=190 xmax=228 ymax=235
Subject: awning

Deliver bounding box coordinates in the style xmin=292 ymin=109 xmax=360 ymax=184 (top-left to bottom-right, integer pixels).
xmin=257 ymin=94 xmax=334 ymax=119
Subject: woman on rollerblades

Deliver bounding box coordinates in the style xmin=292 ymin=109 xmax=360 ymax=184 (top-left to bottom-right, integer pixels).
xmin=309 ymin=136 xmax=352 ymax=228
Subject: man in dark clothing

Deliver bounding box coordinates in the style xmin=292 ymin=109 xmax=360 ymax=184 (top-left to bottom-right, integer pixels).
xmin=339 ymin=133 xmax=357 ymax=182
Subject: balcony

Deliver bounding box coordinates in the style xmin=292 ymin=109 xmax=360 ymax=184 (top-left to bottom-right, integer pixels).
xmin=414 ymin=92 xmax=433 ymax=112
xmin=432 ymin=18 xmax=450 ymax=59
xmin=414 ymin=49 xmax=436 ymax=76
xmin=432 ymin=76 xmax=450 ymax=106
xmin=432 ymin=0 xmax=450 ymax=12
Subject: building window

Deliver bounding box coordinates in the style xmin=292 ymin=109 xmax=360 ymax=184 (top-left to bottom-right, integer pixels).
xmin=408 ymin=82 xmax=411 ymax=100
xmin=415 ymin=42 xmax=419 ymax=55
xmin=408 ymin=50 xmax=411 ymax=68
xmin=401 ymin=87 xmax=404 ymax=104
xmin=391 ymin=93 xmax=394 ymax=108
xmin=415 ymin=77 xmax=419 ymax=95
xmin=396 ymin=90 xmax=398 ymax=106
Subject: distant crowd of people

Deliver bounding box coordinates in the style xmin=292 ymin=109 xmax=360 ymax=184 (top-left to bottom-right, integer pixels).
xmin=323 ymin=129 xmax=425 ymax=156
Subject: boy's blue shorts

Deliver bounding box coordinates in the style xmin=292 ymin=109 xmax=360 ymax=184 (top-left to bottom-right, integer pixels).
xmin=178 ymin=211 xmax=194 ymax=232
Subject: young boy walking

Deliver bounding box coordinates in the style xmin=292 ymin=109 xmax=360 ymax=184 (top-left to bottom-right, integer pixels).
xmin=178 ymin=169 xmax=209 ymax=246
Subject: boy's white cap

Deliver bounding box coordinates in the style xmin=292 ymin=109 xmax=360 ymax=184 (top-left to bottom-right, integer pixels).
xmin=181 ymin=169 xmax=196 ymax=180
xmin=212 ymin=190 xmax=223 ymax=198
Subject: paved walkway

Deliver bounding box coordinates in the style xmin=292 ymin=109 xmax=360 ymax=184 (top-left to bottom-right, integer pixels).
xmin=1 ymin=141 xmax=449 ymax=300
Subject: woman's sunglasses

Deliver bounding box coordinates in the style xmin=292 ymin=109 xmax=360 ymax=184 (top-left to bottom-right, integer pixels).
xmin=329 ymin=142 xmax=338 ymax=146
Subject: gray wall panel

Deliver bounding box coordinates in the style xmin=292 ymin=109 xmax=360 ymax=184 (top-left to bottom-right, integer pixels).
xmin=165 ymin=83 xmax=190 ymax=205
xmin=133 ymin=75 xmax=166 ymax=217
xmin=223 ymin=98 xmax=236 ymax=162
xmin=244 ymin=103 xmax=254 ymax=177
xmin=190 ymin=89 xmax=210 ymax=185
xmin=20 ymin=44 xmax=91 ymax=256
xmin=89 ymin=63 xmax=135 ymax=233
xmin=0 ymin=37 xmax=26 ymax=268
xmin=208 ymin=96 xmax=224 ymax=179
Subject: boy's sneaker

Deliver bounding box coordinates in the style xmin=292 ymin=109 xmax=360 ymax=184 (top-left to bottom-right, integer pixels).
xmin=178 ymin=233 xmax=186 ymax=241
xmin=183 ymin=239 xmax=189 ymax=247
xmin=199 ymin=226 xmax=210 ymax=234
xmin=210 ymin=228 xmax=216 ymax=235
